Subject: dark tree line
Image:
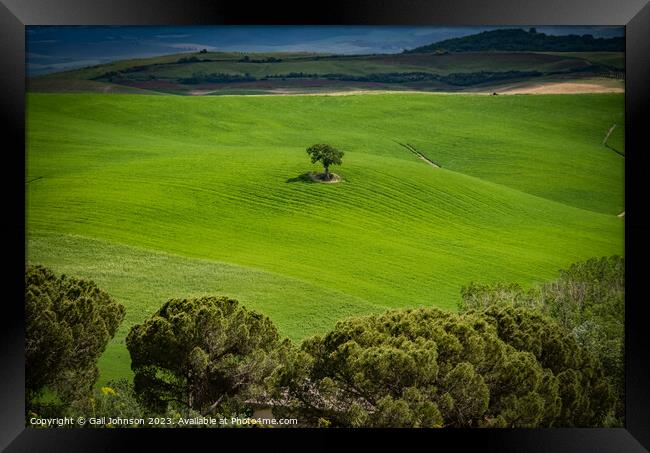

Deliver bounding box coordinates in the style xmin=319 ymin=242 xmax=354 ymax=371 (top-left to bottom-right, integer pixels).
xmin=179 ymin=72 xmax=257 ymax=84
xmin=238 ymin=55 xmax=283 ymax=63
xmin=263 ymin=70 xmax=544 ymax=86
xmin=404 ymin=28 xmax=625 ymax=53
xmin=96 ymin=65 xmax=614 ymax=88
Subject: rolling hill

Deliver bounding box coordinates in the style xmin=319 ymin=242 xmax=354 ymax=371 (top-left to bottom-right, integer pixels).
xmin=25 ymin=91 xmax=624 ymax=385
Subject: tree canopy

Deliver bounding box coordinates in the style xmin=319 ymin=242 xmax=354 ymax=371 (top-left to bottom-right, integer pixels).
xmin=460 ymin=255 xmax=624 ymax=424
xmin=25 ymin=265 xmax=125 ymax=408
xmin=126 ymin=296 xmax=286 ymax=415
xmin=268 ymin=305 xmax=613 ymax=427
xmin=306 ymin=144 xmax=344 ymax=180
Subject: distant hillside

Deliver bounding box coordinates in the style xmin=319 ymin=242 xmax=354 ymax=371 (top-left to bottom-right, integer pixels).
xmin=405 ymin=28 xmax=625 ymax=53
xmin=27 ymin=48 xmax=624 ymax=95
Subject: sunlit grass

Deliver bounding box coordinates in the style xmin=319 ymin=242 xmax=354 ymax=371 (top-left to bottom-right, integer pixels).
xmin=26 ymin=92 xmax=624 ymax=385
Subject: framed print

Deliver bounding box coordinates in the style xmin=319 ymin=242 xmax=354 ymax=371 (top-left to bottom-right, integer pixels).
xmin=2 ymin=0 xmax=649 ymax=450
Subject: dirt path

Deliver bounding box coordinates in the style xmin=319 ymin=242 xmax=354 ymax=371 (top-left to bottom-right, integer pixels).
xmin=398 ymin=143 xmax=440 ymax=168
xmin=189 ymin=79 xmax=623 ymax=97
xmin=497 ymin=81 xmax=623 ymax=95
xmin=202 ymin=89 xmax=457 ymax=97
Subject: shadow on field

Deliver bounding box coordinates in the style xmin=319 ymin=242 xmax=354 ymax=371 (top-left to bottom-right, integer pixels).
xmin=286 ymin=172 xmax=343 ymax=184
xmin=286 ymin=173 xmax=317 ymax=184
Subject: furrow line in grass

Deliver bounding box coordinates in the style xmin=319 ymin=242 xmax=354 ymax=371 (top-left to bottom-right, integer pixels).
xmin=115 ymin=173 xmax=449 ymax=238
xmin=353 ymin=167 xmax=520 ymax=224
xmin=29 ymin=172 xmax=608 ymax=262
xmin=31 ymin=160 xmax=619 ymax=246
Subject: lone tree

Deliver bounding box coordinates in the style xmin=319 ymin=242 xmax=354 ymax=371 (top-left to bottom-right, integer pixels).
xmin=306 ymin=144 xmax=344 ymax=181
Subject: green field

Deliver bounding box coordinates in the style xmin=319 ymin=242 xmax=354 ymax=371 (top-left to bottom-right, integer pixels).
xmin=25 ymin=92 xmax=624 ymax=385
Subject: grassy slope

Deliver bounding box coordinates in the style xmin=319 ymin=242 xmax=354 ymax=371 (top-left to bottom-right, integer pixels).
xmin=25 ymin=92 xmax=624 ymax=385
xmin=27 ymin=92 xmax=624 ymax=213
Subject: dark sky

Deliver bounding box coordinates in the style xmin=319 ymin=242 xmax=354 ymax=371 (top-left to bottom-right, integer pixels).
xmin=26 ymin=25 xmax=624 ymax=76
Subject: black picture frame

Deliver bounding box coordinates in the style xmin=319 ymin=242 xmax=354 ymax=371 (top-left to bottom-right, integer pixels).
xmin=3 ymin=0 xmax=649 ymax=451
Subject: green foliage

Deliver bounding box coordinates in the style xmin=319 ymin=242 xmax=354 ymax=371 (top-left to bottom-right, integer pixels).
xmin=69 ymin=379 xmax=145 ymax=427
xmin=126 ymin=296 xmax=285 ymax=415
xmin=25 ymin=265 xmax=125 ymax=411
xmin=306 ymin=143 xmax=344 ymax=179
xmin=269 ymin=305 xmax=612 ymax=427
xmin=460 ymin=282 xmax=537 ymax=312
xmin=67 ymin=379 xmax=250 ymax=428
xmin=460 ymin=256 xmax=624 ymax=424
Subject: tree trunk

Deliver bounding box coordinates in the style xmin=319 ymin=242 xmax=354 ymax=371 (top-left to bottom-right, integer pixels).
xmin=324 ymin=165 xmax=330 ymax=180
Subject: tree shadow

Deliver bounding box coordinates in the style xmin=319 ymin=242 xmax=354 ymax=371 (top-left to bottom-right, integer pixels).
xmin=286 ymin=173 xmax=317 ymax=183
xmin=286 ymin=172 xmax=342 ymax=184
